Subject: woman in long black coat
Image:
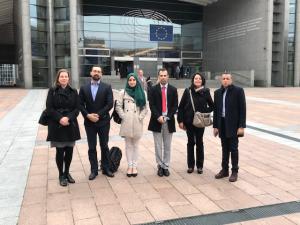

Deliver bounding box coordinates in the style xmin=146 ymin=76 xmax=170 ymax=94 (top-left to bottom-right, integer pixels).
xmin=177 ymin=73 xmax=214 ymax=174
xmin=46 ymin=69 xmax=80 ymax=186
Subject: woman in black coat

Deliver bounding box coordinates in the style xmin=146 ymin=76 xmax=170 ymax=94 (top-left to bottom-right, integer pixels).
xmin=46 ymin=69 xmax=81 ymax=186
xmin=177 ymin=73 xmax=214 ymax=174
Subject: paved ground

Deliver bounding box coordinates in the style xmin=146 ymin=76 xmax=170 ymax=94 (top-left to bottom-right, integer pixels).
xmin=0 ymin=87 xmax=300 ymax=225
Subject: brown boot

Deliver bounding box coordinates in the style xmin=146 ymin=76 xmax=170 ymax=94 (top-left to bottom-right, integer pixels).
xmin=229 ymin=172 xmax=238 ymax=182
xmin=215 ymin=170 xmax=229 ymax=179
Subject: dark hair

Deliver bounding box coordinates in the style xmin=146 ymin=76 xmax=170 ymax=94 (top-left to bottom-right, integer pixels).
xmin=190 ymin=72 xmax=206 ymax=88
xmin=157 ymin=68 xmax=168 ymax=76
xmin=90 ymin=65 xmax=102 ymax=72
xmin=54 ymin=69 xmax=71 ymax=86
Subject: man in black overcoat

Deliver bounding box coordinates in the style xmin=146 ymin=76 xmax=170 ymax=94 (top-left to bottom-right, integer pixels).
xmin=213 ymin=73 xmax=246 ymax=182
xmin=79 ymin=65 xmax=114 ymax=180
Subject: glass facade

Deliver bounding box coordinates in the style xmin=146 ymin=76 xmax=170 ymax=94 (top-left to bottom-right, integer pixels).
xmin=288 ymin=0 xmax=297 ymax=86
xmin=54 ymin=0 xmax=70 ymax=70
xmin=30 ymin=0 xmax=48 ymax=87
xmin=79 ymin=0 xmax=203 ymax=78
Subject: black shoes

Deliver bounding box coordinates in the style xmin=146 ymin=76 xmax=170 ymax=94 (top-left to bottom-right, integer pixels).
xmin=187 ymin=168 xmax=203 ymax=174
xmin=102 ymin=170 xmax=114 ymax=177
xmin=90 ymin=170 xmax=114 ymax=179
xmin=59 ymin=176 xmax=68 ymax=187
xmin=197 ymin=168 xmax=203 ymax=174
xmin=89 ymin=172 xmax=98 ymax=180
xmin=59 ymin=173 xmax=75 ymax=186
xmin=215 ymin=170 xmax=229 ymax=179
xmin=132 ymin=168 xmax=138 ymax=177
xmin=65 ymin=173 xmax=75 ymax=183
xmin=157 ymin=166 xmax=170 ymax=177
xmin=187 ymin=168 xmax=194 ymax=173
xmin=229 ymin=172 xmax=238 ymax=182
xmin=157 ymin=166 xmax=164 ymax=177
xmin=163 ymin=168 xmax=170 ymax=176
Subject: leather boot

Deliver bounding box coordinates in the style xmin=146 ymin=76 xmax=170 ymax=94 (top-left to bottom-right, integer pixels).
xmin=229 ymin=172 xmax=238 ymax=182
xmin=215 ymin=169 xmax=229 ymax=179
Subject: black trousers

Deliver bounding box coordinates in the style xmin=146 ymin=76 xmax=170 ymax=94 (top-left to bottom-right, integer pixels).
xmin=220 ymin=118 xmax=239 ymax=172
xmin=85 ymin=124 xmax=110 ymax=174
xmin=186 ymin=124 xmax=205 ymax=169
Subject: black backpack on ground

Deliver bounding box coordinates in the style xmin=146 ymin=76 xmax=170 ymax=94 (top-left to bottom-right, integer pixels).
xmin=109 ymin=146 xmax=122 ymax=172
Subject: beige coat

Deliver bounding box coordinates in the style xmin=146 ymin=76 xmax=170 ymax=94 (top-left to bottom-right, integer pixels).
xmin=116 ymin=91 xmax=148 ymax=139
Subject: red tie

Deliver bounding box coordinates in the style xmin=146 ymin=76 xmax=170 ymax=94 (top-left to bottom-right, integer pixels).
xmin=161 ymin=86 xmax=166 ymax=113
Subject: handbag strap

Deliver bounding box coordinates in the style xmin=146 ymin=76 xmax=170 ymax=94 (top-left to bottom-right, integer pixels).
xmin=189 ymin=89 xmax=196 ymax=112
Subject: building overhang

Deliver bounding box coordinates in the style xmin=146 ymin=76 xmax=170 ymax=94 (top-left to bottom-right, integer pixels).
xmin=179 ymin=0 xmax=219 ymax=6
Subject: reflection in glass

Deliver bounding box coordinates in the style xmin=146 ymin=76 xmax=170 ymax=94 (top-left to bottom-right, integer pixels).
xmin=111 ymin=41 xmax=135 ymax=56
xmin=56 ymin=56 xmax=71 ymax=68
xmin=84 ymin=40 xmax=110 ymax=49
xmin=31 ymin=43 xmax=48 ymax=56
xmin=30 ymin=18 xmax=47 ymax=31
xmin=135 ymin=41 xmax=158 ymax=57
xmin=111 ymin=32 xmax=134 ymax=41
xmin=55 ymin=21 xmax=70 ymax=32
xmin=30 ymin=0 xmax=47 ymax=6
xmin=31 ymin=31 xmax=47 ymax=43
xmin=84 ymin=31 xmax=110 ymax=41
xmin=80 ymin=1 xmax=203 ymax=77
xmin=84 ymin=22 xmax=109 ymax=32
xmin=84 ymin=15 xmax=110 ymax=23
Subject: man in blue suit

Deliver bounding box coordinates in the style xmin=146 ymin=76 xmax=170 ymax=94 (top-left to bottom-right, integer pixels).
xmin=213 ymin=73 xmax=246 ymax=182
xmin=79 ymin=65 xmax=114 ymax=179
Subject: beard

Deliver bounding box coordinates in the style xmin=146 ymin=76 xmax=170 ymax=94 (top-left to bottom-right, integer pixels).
xmin=92 ymin=75 xmax=100 ymax=81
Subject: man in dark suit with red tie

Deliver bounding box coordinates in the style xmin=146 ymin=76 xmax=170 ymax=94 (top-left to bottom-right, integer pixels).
xmin=79 ymin=65 xmax=114 ymax=180
xmin=148 ymin=68 xmax=178 ymax=177
xmin=213 ymin=72 xmax=246 ymax=182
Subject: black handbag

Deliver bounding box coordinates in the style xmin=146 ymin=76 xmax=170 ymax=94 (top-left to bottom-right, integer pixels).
xmin=111 ymin=92 xmax=125 ymax=124
xmin=111 ymin=100 xmax=122 ymax=124
xmin=38 ymin=109 xmax=48 ymax=126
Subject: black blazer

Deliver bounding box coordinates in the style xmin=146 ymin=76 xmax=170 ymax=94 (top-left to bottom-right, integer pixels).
xmin=46 ymin=86 xmax=81 ymax=142
xmin=213 ymin=84 xmax=246 ymax=138
xmin=79 ymin=81 xmax=113 ymax=127
xmin=148 ymin=83 xmax=178 ymax=133
xmin=177 ymin=87 xmax=214 ymax=126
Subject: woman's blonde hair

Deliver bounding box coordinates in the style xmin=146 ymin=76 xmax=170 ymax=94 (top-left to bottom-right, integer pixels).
xmin=54 ymin=69 xmax=71 ymax=86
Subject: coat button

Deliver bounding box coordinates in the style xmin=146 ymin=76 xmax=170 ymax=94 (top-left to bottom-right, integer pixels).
xmin=134 ymin=111 xmax=136 ymax=113
xmin=127 ymin=110 xmax=128 ymax=112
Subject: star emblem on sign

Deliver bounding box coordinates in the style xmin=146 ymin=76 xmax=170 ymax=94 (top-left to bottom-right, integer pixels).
xmin=155 ymin=26 xmax=168 ymax=41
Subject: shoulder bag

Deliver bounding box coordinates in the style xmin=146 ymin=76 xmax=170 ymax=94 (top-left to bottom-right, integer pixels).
xmin=189 ymin=89 xmax=212 ymax=128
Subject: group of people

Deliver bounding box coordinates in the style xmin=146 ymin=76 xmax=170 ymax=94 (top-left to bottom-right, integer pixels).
xmin=44 ymin=65 xmax=246 ymax=187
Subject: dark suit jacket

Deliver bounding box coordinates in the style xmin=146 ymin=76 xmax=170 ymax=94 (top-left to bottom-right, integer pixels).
xmin=79 ymin=81 xmax=113 ymax=127
xmin=148 ymin=83 xmax=178 ymax=133
xmin=213 ymin=84 xmax=246 ymax=138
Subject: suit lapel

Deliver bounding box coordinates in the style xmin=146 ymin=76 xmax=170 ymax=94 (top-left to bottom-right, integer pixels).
xmin=86 ymin=83 xmax=94 ymax=102
xmin=166 ymin=85 xmax=171 ymax=110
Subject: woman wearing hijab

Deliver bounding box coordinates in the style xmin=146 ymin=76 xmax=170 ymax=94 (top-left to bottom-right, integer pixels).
xmin=46 ymin=69 xmax=81 ymax=186
xmin=177 ymin=73 xmax=214 ymax=174
xmin=116 ymin=73 xmax=148 ymax=177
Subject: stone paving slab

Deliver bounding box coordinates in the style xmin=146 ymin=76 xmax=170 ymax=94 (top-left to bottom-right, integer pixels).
xmin=2 ymin=88 xmax=300 ymax=225
xmin=0 ymin=89 xmax=46 ymax=225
